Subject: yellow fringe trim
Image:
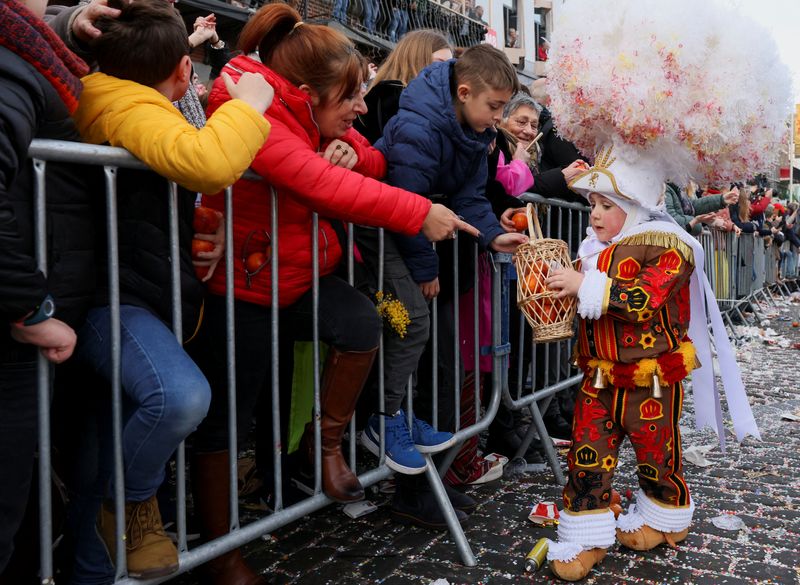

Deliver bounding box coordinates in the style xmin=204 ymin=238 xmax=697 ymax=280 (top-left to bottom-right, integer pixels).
xmin=585 ymin=341 xmax=696 ymax=388
xmin=616 ymin=232 xmax=695 ymax=266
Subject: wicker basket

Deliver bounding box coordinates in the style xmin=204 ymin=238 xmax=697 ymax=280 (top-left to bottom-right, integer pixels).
xmin=514 ymin=203 xmax=577 ymax=342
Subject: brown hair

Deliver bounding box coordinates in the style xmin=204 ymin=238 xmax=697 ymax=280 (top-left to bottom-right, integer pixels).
xmin=238 ymin=3 xmax=362 ymax=105
xmin=370 ymin=29 xmax=451 ymax=88
xmin=737 ymin=190 xmax=751 ymax=222
xmin=454 ymin=44 xmax=519 ymax=94
xmin=91 ymin=0 xmax=189 ymax=87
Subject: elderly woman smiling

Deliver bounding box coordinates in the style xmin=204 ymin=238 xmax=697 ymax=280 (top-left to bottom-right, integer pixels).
xmin=499 ymin=93 xmax=587 ymax=197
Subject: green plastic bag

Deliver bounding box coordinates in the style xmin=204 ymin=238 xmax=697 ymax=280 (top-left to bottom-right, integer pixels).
xmin=287 ymin=341 xmax=327 ymax=453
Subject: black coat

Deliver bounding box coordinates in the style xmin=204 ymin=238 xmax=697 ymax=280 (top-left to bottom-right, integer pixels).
xmin=355 ymin=80 xmax=405 ymax=146
xmin=535 ymin=107 xmax=586 ymax=202
xmin=93 ymin=169 xmax=203 ymax=342
xmin=0 ymin=46 xmax=96 ymax=347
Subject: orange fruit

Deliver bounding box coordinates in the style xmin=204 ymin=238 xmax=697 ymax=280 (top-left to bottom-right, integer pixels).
xmin=193 ymin=206 xmax=221 ymax=234
xmin=192 ymin=238 xmax=215 ymax=258
xmin=512 ymin=211 xmax=528 ymax=232
xmin=246 ymin=251 xmax=268 ymax=273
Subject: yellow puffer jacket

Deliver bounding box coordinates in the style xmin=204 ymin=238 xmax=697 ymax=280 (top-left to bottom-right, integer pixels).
xmin=73 ymin=72 xmax=270 ymax=193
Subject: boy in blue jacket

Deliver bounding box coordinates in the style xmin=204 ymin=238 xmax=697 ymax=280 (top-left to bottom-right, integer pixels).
xmin=371 ymin=44 xmax=526 ymax=527
xmin=377 ymin=44 xmax=526 ymax=289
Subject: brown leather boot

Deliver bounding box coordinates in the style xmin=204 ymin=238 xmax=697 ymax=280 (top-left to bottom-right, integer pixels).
xmin=550 ymin=547 xmax=607 ymax=582
xmin=97 ymin=496 xmax=178 ymax=579
xmin=192 ymin=451 xmax=267 ymax=585
xmin=302 ymin=346 xmax=378 ymax=503
xmin=616 ymin=525 xmax=689 ymax=551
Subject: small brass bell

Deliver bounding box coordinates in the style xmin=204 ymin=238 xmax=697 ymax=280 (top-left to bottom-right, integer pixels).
xmin=693 ymin=355 xmax=702 ymax=369
xmin=592 ymin=368 xmax=607 ymax=389
xmin=651 ymin=374 xmax=663 ymax=399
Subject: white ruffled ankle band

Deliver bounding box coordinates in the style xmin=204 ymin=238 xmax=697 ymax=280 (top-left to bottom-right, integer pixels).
xmin=617 ymin=489 xmax=695 ymax=533
xmin=547 ymin=508 xmax=616 ymax=562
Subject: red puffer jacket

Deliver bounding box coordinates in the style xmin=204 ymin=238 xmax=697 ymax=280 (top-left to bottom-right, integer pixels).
xmin=203 ymin=55 xmax=432 ymax=307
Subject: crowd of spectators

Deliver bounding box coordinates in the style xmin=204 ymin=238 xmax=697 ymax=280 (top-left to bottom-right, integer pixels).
xmin=2 ymin=0 xmax=792 ymax=584
xmin=336 ymin=0 xmax=489 ymax=46
xmin=665 ymin=181 xmax=798 ymax=272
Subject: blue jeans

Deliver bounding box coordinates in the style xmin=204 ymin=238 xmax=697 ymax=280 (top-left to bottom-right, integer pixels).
xmin=332 ymin=0 xmax=349 ymax=21
xmin=78 ymin=305 xmax=210 ymax=500
xmin=363 ymin=0 xmax=378 ymax=32
xmin=388 ymin=7 xmax=409 ymax=41
xmin=68 ymin=304 xmax=210 ymax=584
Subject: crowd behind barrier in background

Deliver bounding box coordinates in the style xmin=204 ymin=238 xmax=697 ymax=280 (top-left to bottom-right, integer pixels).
xmin=9 ymin=139 xmax=797 ymax=585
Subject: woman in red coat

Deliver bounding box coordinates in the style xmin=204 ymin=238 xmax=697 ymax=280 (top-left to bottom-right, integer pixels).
xmin=191 ymin=5 xmax=475 ymax=584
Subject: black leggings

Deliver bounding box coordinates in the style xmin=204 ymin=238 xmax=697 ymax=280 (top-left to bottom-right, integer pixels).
xmin=193 ymin=275 xmax=381 ymax=453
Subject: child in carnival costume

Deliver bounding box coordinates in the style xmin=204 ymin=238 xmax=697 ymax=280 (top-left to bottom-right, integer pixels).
xmin=540 ymin=0 xmax=791 ymax=580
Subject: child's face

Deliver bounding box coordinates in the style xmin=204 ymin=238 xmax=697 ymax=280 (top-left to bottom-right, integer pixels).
xmin=456 ymin=84 xmax=512 ymax=133
xmin=588 ymin=193 xmax=627 ymax=241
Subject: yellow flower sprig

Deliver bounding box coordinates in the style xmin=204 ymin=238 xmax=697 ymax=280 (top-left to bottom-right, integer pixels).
xmin=375 ymin=291 xmax=411 ymax=339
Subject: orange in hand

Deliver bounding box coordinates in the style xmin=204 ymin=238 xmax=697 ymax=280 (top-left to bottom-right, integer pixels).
xmin=193 ymin=206 xmax=220 ymax=234
xmin=512 ymin=211 xmax=528 ymax=232
xmin=192 ymin=238 xmax=215 ymax=258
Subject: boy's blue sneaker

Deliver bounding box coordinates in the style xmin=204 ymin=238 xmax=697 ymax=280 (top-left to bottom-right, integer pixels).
xmin=412 ymin=415 xmax=456 ymax=453
xmin=361 ymin=412 xmax=426 ymax=475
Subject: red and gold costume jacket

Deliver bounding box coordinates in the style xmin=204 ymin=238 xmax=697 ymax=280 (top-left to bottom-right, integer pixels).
xmin=574 ymin=231 xmax=698 ymax=389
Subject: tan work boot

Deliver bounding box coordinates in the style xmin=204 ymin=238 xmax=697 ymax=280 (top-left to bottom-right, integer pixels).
xmin=97 ymin=496 xmax=179 ymax=579
xmin=616 ymin=524 xmax=689 ymax=551
xmin=550 ymin=547 xmax=607 ymax=582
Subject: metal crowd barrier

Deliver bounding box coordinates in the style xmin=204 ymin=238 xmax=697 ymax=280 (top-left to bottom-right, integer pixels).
xmin=24 ymin=139 xmax=511 ymax=583
xmin=500 ymin=193 xmax=590 ymax=486
xmin=696 ymin=228 xmax=799 ymax=336
xmin=23 ymin=137 xmax=798 ymax=583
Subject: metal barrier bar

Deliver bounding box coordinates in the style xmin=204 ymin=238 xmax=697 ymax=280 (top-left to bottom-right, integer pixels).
xmin=32 ymin=158 xmax=55 ymax=585
xmin=224 ymin=186 xmax=240 ymax=531
xmin=270 ymin=188 xmax=283 ymax=511
xmin=167 ymin=182 xmax=189 ymax=554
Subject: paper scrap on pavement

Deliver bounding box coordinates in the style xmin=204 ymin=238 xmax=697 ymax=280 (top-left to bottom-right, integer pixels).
xmin=684 ymin=444 xmax=715 ymax=467
xmin=710 ymin=515 xmax=747 ymax=531
xmin=780 ymin=411 xmax=800 ymax=422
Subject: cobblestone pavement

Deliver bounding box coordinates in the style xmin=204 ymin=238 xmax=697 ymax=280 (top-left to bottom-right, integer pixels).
xmin=183 ymin=299 xmax=800 ymax=585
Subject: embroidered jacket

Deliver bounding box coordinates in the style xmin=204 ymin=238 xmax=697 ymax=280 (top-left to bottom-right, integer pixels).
xmin=574 ymin=231 xmax=697 ymax=389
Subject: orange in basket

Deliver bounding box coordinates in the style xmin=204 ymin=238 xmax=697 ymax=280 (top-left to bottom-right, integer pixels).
xmin=514 ymin=203 xmax=577 ymax=342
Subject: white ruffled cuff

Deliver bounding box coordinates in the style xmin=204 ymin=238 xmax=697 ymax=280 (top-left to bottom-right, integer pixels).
xmin=546 ymin=540 xmax=584 ymax=562
xmin=577 ymin=269 xmax=610 ymax=320
xmin=546 ymin=509 xmax=616 ymax=561
xmin=617 ymin=489 xmax=695 ymax=533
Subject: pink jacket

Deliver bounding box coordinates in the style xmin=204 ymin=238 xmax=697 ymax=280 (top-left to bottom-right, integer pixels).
xmin=495 ymin=151 xmax=534 ymax=197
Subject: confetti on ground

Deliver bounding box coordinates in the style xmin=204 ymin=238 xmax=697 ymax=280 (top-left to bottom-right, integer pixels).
xmin=179 ymin=302 xmax=800 ymax=585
